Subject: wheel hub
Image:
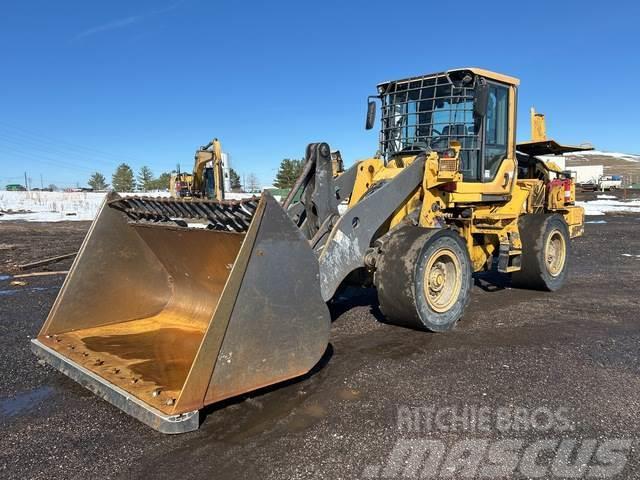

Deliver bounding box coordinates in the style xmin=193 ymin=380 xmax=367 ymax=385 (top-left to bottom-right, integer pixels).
xmin=429 ymin=265 xmax=446 ymax=292
xmin=545 ymin=229 xmax=566 ymax=277
xmin=423 ymin=248 xmax=462 ymax=313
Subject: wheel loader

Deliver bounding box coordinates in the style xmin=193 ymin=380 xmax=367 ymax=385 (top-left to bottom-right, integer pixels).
xmin=32 ymin=67 xmax=586 ymax=433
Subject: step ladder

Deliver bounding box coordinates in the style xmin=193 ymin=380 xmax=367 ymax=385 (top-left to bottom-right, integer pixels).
xmin=497 ymin=243 xmax=522 ymax=273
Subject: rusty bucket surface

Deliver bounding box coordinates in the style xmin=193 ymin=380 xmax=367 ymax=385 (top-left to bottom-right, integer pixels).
xmin=32 ymin=192 xmax=330 ymax=433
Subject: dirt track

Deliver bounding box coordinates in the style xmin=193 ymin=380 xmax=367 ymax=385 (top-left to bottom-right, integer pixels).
xmin=1 ymin=213 xmax=639 ymax=479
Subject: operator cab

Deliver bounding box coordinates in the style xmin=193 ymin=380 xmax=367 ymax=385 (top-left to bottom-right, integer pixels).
xmin=368 ymin=68 xmax=519 ymax=183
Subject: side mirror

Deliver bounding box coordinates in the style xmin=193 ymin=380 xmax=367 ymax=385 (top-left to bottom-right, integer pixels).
xmin=473 ymin=78 xmax=489 ymax=117
xmin=365 ymin=100 xmax=376 ymax=130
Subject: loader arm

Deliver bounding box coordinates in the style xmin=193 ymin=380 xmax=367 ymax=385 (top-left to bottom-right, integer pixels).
xmin=286 ymin=147 xmax=359 ymax=251
xmin=284 ymin=143 xmax=339 ymax=241
xmin=318 ymin=154 xmax=426 ymax=301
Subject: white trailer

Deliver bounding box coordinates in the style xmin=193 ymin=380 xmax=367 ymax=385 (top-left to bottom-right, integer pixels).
xmin=565 ymin=165 xmax=603 ymax=184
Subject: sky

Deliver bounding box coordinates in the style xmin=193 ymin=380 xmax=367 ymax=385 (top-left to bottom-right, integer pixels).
xmin=0 ymin=0 xmax=639 ymax=189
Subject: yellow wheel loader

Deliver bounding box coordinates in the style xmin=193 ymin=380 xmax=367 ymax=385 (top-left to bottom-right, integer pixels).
xmin=32 ymin=68 xmax=585 ymax=433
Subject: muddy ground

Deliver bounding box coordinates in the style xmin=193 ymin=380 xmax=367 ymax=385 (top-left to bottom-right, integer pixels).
xmin=1 ymin=211 xmax=639 ymax=479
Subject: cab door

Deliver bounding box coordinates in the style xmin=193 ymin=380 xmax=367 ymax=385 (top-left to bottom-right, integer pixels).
xmin=454 ymin=80 xmax=517 ymax=198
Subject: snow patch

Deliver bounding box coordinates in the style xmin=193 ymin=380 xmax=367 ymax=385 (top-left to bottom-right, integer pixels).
xmin=568 ymin=150 xmax=640 ymax=162
xmin=577 ymin=199 xmax=640 ymax=216
xmin=597 ymin=194 xmax=616 ymax=199
xmin=586 ymin=220 xmax=607 ymax=224
xmin=0 ymin=191 xmax=108 ymax=221
xmin=0 ymin=190 xmax=254 ymax=222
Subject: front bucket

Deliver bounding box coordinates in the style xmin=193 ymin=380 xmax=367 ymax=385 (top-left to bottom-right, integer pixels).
xmin=32 ymin=192 xmax=330 ymax=433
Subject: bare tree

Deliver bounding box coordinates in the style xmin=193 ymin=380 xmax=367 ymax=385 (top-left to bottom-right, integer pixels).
xmin=245 ymin=173 xmax=260 ymax=193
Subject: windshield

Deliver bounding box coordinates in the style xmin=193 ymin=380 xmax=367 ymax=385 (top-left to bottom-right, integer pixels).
xmin=380 ymin=73 xmax=481 ymax=179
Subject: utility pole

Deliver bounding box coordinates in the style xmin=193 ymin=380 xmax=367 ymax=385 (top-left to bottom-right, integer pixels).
xmin=40 ymin=174 xmax=44 ymax=190
xmin=24 ymin=171 xmax=29 ymax=191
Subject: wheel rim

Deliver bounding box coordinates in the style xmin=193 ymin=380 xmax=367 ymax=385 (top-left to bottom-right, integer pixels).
xmin=545 ymin=229 xmax=566 ymax=277
xmin=423 ymin=248 xmax=462 ymax=313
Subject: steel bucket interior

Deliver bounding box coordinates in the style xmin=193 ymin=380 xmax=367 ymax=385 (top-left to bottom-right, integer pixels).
xmin=36 ymin=193 xmax=330 ymax=417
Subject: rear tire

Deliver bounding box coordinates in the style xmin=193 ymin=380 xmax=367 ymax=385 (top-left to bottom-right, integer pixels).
xmin=375 ymin=228 xmax=473 ymax=332
xmin=512 ymin=214 xmax=570 ymax=291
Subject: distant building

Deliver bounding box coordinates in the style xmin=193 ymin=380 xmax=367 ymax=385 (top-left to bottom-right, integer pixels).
xmin=221 ymin=152 xmax=232 ymax=192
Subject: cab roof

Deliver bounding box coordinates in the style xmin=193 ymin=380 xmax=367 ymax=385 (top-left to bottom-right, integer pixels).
xmin=377 ymin=67 xmax=520 ymax=91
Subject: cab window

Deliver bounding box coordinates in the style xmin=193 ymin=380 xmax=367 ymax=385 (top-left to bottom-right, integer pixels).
xmin=484 ymin=84 xmax=508 ymax=179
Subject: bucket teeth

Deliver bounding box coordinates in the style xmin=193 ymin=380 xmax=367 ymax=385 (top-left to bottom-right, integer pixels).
xmin=108 ymin=196 xmax=259 ymax=232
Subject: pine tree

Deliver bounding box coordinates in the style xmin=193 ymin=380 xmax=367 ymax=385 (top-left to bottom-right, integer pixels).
xmin=147 ymin=172 xmax=172 ymax=191
xmin=274 ymin=158 xmax=304 ymax=189
xmin=229 ymin=168 xmax=241 ymax=191
xmin=88 ymin=172 xmax=108 ymax=191
xmin=111 ymin=164 xmax=136 ymax=192
xmin=137 ymin=166 xmax=154 ymax=192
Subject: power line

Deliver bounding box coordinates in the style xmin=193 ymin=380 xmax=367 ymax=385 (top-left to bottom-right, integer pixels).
xmin=0 ymin=144 xmax=100 ymax=174
xmin=0 ymin=121 xmax=181 ymax=188
xmin=0 ymin=130 xmax=127 ymax=170
xmin=0 ymin=132 xmax=121 ymax=170
xmin=0 ymin=120 xmax=142 ymax=166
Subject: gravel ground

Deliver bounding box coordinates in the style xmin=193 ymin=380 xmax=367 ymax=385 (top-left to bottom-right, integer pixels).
xmin=0 ymin=213 xmax=639 ymax=479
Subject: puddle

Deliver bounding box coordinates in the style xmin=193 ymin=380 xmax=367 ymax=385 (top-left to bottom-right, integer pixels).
xmin=0 ymin=386 xmax=56 ymax=417
xmin=0 ymin=286 xmax=57 ymax=296
xmin=0 ymin=275 xmax=11 ymax=281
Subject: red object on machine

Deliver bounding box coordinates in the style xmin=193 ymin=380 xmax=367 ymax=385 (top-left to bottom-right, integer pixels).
xmin=548 ymin=178 xmax=573 ymax=204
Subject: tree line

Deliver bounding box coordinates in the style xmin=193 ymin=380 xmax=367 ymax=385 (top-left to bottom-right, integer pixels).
xmin=87 ymin=164 xmax=171 ymax=192
xmin=88 ymin=158 xmax=306 ymax=193
xmin=89 ymin=163 xmax=245 ymax=193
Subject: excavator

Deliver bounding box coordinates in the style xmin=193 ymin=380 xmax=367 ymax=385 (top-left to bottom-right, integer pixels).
xmin=32 ymin=68 xmax=586 ymax=433
xmin=170 ymin=138 xmax=225 ymax=200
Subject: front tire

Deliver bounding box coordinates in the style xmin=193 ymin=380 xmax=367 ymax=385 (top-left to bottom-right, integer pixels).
xmin=375 ymin=228 xmax=473 ymax=332
xmin=512 ymin=214 xmax=570 ymax=291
